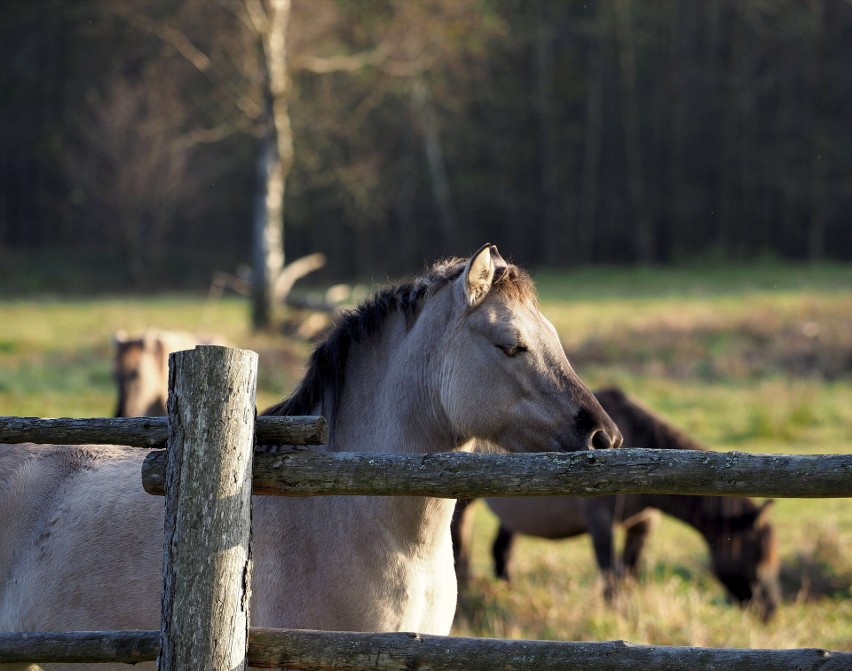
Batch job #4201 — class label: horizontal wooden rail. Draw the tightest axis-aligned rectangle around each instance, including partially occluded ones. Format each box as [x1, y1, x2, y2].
[0, 631, 158, 665]
[142, 448, 852, 498]
[0, 415, 328, 447]
[252, 629, 850, 670]
[0, 629, 848, 670]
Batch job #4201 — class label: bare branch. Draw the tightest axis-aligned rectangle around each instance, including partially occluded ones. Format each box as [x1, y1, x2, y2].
[273, 252, 327, 302]
[293, 44, 390, 74]
[171, 117, 257, 152]
[125, 13, 212, 73]
[241, 0, 269, 38]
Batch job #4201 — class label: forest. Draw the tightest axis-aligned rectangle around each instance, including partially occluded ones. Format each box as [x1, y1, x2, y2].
[1, 0, 851, 290]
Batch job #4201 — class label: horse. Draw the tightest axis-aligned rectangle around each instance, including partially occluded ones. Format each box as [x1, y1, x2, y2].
[0, 244, 621, 670]
[452, 386, 782, 622]
[113, 328, 228, 417]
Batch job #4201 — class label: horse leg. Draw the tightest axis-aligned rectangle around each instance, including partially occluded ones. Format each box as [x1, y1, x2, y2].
[581, 500, 619, 601]
[451, 499, 475, 588]
[492, 525, 516, 581]
[622, 509, 661, 578]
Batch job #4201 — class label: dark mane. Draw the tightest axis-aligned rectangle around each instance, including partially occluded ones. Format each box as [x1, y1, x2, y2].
[594, 386, 706, 452]
[262, 256, 536, 425]
[594, 386, 761, 520]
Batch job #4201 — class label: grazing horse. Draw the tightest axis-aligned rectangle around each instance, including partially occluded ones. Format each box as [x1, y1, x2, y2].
[0, 245, 621, 670]
[453, 387, 781, 622]
[113, 328, 228, 417]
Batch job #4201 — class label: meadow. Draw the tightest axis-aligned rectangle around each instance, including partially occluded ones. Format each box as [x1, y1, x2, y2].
[1, 261, 850, 650]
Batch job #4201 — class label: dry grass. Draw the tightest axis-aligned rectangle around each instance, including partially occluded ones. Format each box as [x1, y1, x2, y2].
[1, 262, 851, 651]
[454, 265, 852, 650]
[452, 501, 852, 650]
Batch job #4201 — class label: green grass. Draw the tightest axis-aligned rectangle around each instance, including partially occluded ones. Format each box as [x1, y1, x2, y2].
[455, 263, 852, 650]
[1, 261, 850, 650]
[454, 498, 852, 649]
[0, 296, 310, 416]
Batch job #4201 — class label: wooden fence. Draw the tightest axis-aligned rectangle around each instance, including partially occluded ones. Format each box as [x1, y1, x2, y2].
[1, 345, 850, 670]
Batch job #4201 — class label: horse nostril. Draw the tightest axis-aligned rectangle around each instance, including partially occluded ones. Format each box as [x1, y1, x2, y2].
[589, 429, 614, 450]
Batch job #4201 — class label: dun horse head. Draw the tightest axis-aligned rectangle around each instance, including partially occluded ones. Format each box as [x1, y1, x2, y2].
[266, 243, 622, 455]
[113, 329, 227, 418]
[113, 329, 170, 418]
[442, 244, 621, 452]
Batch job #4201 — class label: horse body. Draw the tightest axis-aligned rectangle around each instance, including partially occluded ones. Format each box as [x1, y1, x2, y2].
[0, 446, 163, 633]
[0, 245, 620, 669]
[454, 387, 781, 621]
[0, 448, 454, 636]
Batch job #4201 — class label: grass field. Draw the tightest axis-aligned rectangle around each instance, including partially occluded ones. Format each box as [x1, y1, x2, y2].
[1, 261, 850, 650]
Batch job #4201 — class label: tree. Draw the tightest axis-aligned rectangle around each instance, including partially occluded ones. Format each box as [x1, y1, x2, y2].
[612, 0, 653, 264]
[244, 0, 293, 330]
[65, 73, 199, 286]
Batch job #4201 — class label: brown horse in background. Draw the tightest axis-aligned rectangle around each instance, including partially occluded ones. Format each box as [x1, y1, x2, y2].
[453, 387, 781, 621]
[113, 329, 228, 417]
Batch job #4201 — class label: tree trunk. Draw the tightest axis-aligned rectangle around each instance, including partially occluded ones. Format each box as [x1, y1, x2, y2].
[251, 0, 293, 331]
[808, 0, 828, 261]
[717, 2, 742, 258]
[612, 0, 653, 264]
[579, 7, 605, 264]
[411, 77, 458, 253]
[535, 0, 562, 265]
[664, 0, 688, 260]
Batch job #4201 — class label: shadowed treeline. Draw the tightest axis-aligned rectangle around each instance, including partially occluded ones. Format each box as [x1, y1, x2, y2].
[1, 0, 850, 289]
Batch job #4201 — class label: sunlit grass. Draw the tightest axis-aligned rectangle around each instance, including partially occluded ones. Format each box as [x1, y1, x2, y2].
[452, 501, 852, 650]
[1, 262, 850, 650]
[0, 296, 309, 416]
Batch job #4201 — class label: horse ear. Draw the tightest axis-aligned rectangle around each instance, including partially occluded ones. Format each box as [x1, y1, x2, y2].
[463, 243, 496, 308]
[142, 329, 158, 350]
[756, 499, 774, 528]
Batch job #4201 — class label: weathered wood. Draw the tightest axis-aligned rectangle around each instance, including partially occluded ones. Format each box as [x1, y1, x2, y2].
[0, 631, 159, 664]
[142, 448, 852, 498]
[247, 628, 852, 671]
[0, 414, 328, 447]
[1, 630, 849, 670]
[159, 345, 257, 671]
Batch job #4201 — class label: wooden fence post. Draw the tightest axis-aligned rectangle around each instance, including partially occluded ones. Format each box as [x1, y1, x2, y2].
[159, 345, 258, 671]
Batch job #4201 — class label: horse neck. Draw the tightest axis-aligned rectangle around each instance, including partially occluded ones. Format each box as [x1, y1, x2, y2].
[639, 494, 749, 544]
[330, 301, 455, 456]
[613, 394, 745, 543]
[320, 302, 458, 551]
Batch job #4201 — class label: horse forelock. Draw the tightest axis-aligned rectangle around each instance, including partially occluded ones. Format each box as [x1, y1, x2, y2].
[262, 256, 537, 424]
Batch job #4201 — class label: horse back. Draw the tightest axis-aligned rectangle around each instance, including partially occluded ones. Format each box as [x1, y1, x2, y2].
[0, 444, 161, 633]
[0, 445, 84, 587]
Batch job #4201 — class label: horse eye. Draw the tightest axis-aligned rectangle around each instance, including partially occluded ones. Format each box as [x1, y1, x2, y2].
[497, 344, 527, 357]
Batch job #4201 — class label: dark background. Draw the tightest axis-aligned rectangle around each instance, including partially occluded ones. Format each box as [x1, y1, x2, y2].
[2, 0, 850, 290]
